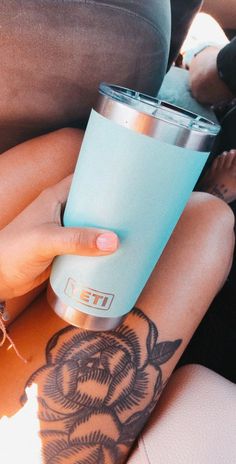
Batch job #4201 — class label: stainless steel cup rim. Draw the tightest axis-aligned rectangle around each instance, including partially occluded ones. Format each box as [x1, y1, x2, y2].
[97, 83, 220, 151]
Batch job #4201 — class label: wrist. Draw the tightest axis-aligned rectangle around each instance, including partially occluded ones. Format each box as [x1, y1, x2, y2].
[189, 46, 234, 104]
[183, 43, 221, 69]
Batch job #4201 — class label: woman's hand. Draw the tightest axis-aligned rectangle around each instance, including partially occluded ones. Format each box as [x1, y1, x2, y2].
[0, 176, 119, 300]
[189, 46, 234, 104]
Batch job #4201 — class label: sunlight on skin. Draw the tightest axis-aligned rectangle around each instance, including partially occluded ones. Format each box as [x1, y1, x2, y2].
[0, 384, 42, 463]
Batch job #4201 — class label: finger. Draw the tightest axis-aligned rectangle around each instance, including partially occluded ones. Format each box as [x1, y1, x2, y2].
[47, 174, 73, 205]
[37, 224, 119, 258]
[5, 175, 74, 230]
[43, 175, 74, 225]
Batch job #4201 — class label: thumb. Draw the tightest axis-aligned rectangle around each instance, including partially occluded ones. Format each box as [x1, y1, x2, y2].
[38, 224, 119, 259]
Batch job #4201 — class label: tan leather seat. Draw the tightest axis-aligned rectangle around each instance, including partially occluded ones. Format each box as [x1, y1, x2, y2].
[127, 364, 236, 463]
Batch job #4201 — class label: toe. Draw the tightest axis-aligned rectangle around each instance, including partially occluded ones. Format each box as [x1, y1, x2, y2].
[212, 154, 227, 171]
[226, 149, 236, 168]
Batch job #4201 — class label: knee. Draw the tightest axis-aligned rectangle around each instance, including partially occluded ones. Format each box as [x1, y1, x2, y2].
[55, 127, 84, 146]
[46, 127, 84, 166]
[184, 192, 235, 276]
[187, 192, 235, 234]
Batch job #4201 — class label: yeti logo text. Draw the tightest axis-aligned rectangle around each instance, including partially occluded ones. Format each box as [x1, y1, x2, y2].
[64, 278, 114, 310]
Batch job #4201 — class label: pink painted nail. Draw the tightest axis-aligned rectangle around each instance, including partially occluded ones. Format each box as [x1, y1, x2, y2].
[96, 232, 118, 251]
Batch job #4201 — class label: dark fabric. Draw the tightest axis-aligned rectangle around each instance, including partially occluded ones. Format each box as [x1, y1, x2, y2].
[212, 98, 236, 154]
[217, 37, 236, 95]
[178, 245, 236, 383]
[225, 29, 236, 41]
[168, 0, 203, 68]
[0, 0, 171, 153]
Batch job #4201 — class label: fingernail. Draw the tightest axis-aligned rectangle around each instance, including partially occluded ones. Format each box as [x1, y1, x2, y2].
[96, 232, 118, 251]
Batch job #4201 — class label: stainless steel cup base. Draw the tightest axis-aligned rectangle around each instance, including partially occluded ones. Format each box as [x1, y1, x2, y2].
[47, 283, 125, 331]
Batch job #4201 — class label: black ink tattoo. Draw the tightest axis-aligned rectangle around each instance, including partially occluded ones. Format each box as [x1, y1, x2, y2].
[210, 183, 228, 201]
[24, 308, 182, 464]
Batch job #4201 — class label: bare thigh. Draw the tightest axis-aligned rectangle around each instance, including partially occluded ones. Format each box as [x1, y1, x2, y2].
[0, 127, 83, 228]
[136, 193, 235, 379]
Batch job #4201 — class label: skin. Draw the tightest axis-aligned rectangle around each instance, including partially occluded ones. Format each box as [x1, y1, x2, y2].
[0, 128, 118, 321]
[0, 129, 234, 463]
[202, 0, 236, 30]
[0, 175, 119, 300]
[189, 46, 234, 105]
[0, 128, 83, 228]
[198, 149, 236, 203]
[0, 191, 234, 463]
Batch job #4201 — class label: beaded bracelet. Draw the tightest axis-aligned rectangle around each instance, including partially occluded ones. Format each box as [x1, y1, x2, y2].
[0, 300, 9, 321]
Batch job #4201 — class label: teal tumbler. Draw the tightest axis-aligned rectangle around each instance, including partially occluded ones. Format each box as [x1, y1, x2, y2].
[47, 84, 220, 330]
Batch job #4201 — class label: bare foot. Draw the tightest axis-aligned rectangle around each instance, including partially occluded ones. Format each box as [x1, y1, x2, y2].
[198, 150, 236, 203]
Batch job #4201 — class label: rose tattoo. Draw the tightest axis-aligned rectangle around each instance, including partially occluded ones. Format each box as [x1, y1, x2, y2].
[25, 308, 181, 463]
